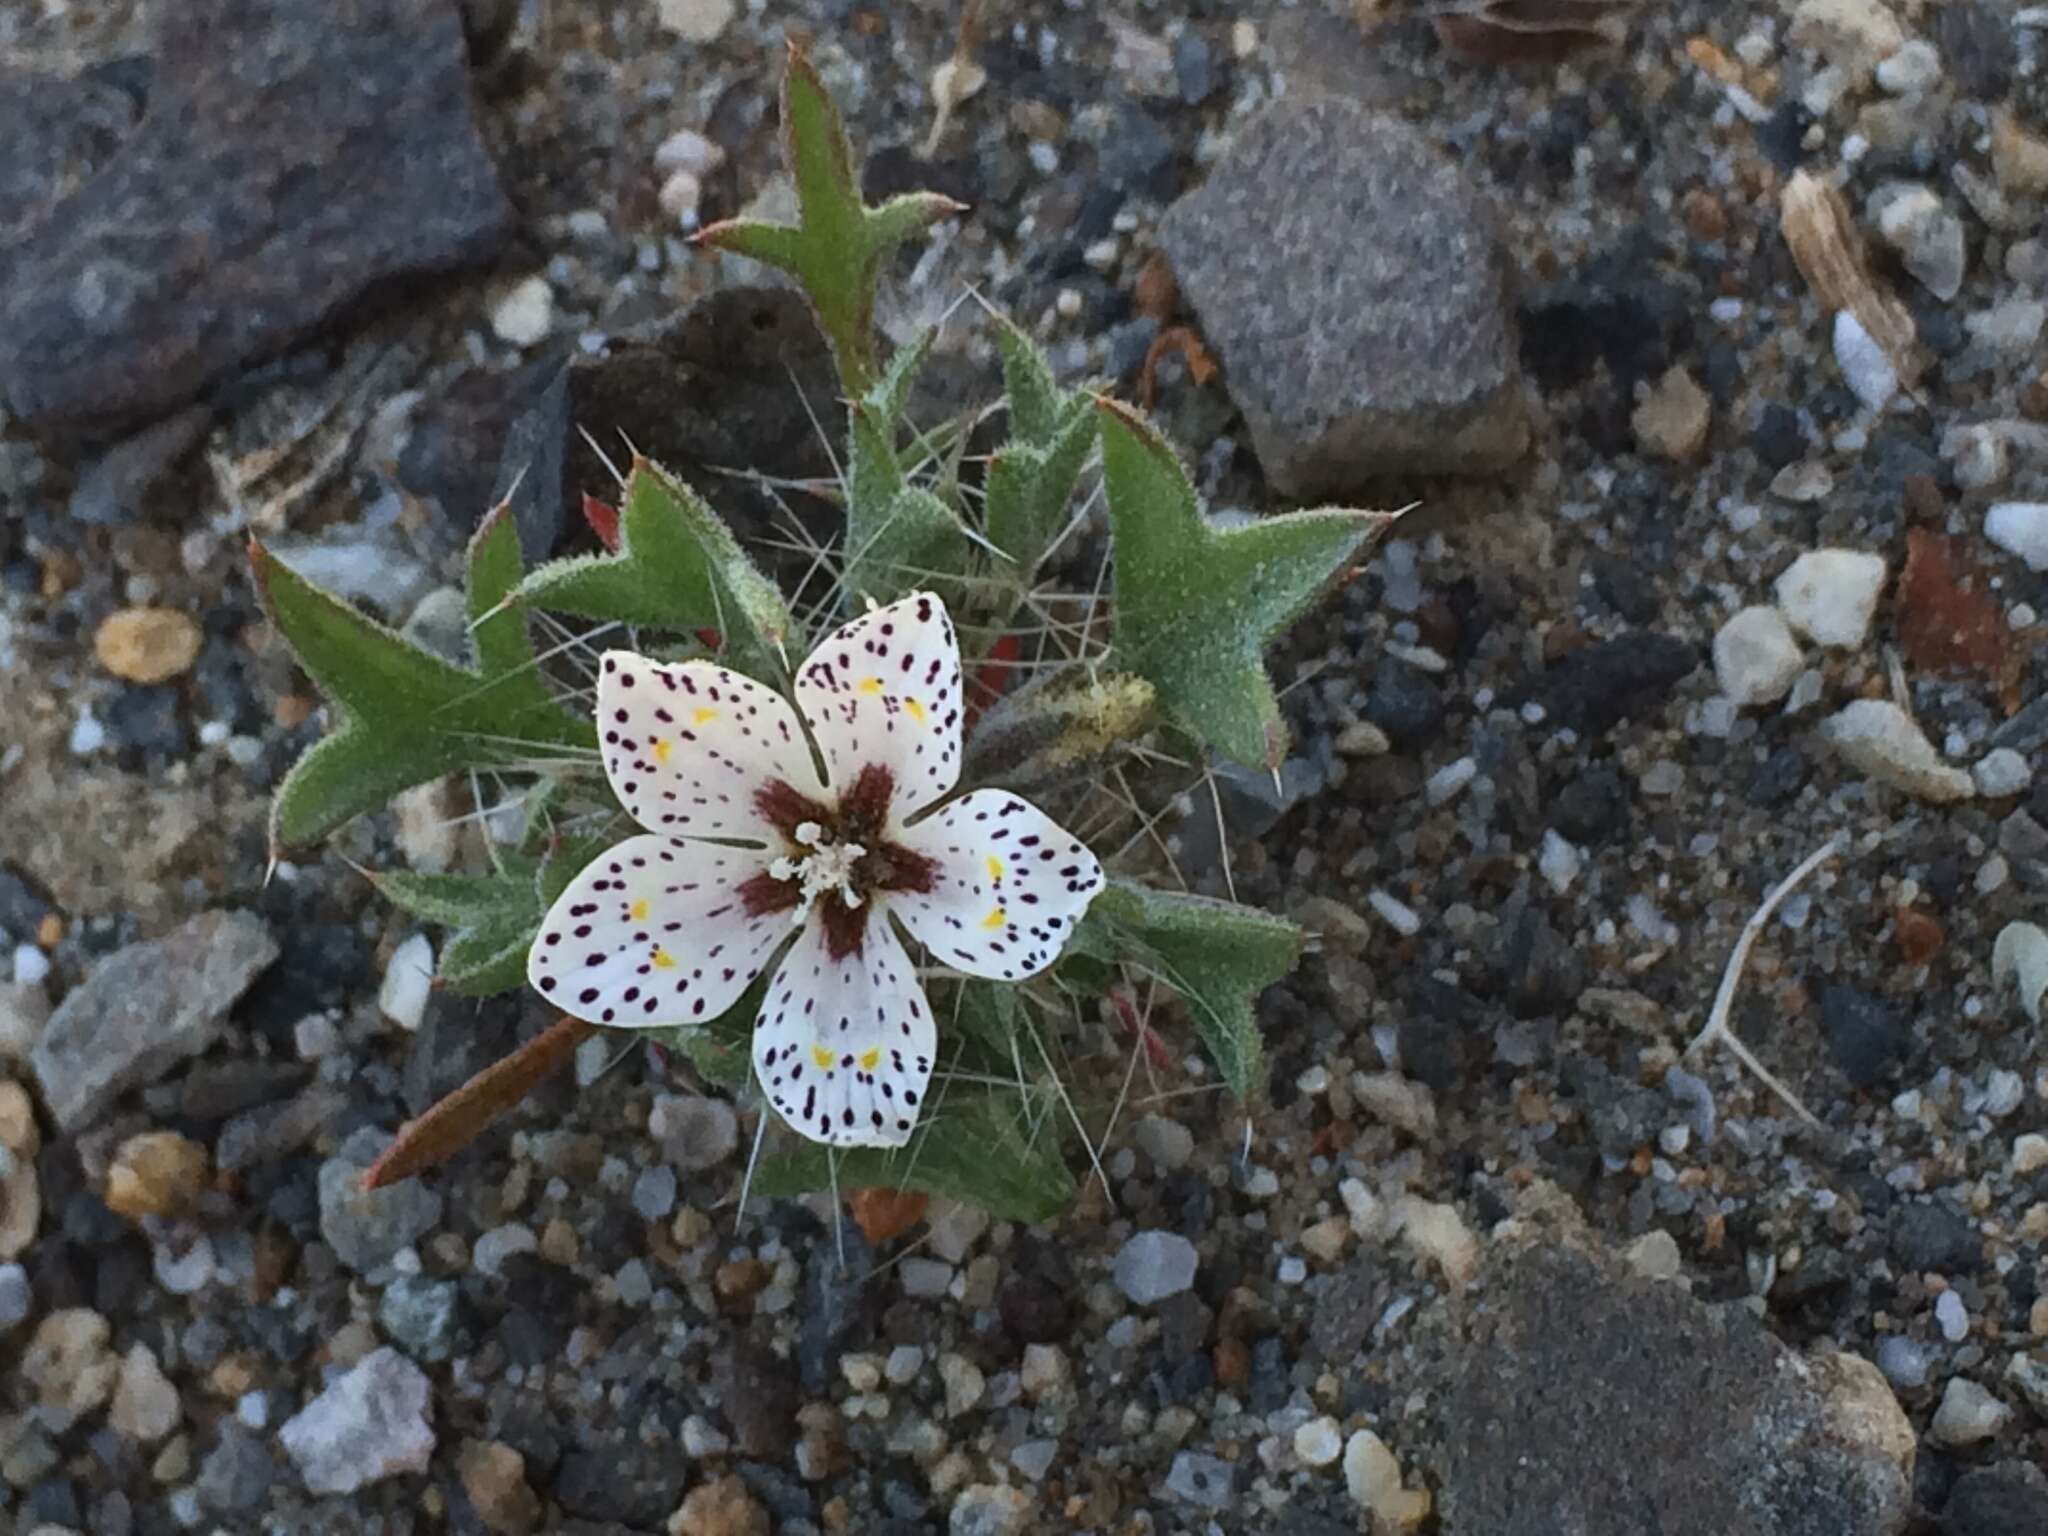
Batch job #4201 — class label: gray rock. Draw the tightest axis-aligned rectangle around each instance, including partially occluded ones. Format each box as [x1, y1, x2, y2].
[0, 0, 512, 435]
[195, 1421, 277, 1513]
[378, 1276, 460, 1362]
[1163, 1451, 1237, 1510]
[1419, 1185, 1914, 1536]
[1113, 1230, 1199, 1305]
[1158, 98, 1527, 494]
[318, 1127, 444, 1273]
[278, 1346, 435, 1495]
[0, 1261, 29, 1330]
[31, 910, 276, 1130]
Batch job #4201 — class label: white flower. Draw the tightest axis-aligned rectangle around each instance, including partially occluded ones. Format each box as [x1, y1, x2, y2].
[529, 591, 1105, 1148]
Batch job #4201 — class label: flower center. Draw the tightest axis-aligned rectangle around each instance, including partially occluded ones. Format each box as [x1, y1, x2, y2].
[768, 821, 870, 924]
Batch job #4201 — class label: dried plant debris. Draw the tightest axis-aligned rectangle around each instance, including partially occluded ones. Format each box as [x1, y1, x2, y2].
[1369, 0, 1641, 66]
[1779, 170, 1923, 394]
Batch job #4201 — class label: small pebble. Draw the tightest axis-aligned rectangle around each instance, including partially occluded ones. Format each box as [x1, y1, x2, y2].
[900, 1258, 954, 1299]
[885, 1345, 925, 1385]
[630, 1165, 677, 1222]
[1113, 1230, 1198, 1305]
[1713, 605, 1803, 707]
[1773, 549, 1886, 649]
[1986, 502, 2048, 572]
[1935, 1289, 1968, 1342]
[2013, 1133, 2048, 1175]
[1874, 38, 1941, 94]
[12, 943, 49, 987]
[1820, 700, 1974, 802]
[1834, 311, 1898, 411]
[489, 276, 554, 348]
[1929, 1377, 2011, 1446]
[1344, 1430, 1430, 1529]
[1133, 1114, 1194, 1172]
[378, 934, 433, 1032]
[1011, 1439, 1058, 1481]
[1366, 889, 1421, 937]
[1293, 1417, 1343, 1468]
[1973, 748, 2033, 798]
[1424, 756, 1476, 806]
[94, 607, 203, 684]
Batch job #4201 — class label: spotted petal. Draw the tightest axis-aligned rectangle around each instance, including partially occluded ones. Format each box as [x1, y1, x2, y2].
[794, 591, 963, 815]
[529, 834, 791, 1027]
[891, 789, 1103, 982]
[753, 913, 935, 1148]
[598, 651, 824, 844]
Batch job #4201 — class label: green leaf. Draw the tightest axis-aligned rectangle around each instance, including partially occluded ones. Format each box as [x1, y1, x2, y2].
[752, 1089, 1074, 1221]
[845, 485, 966, 609]
[369, 865, 541, 997]
[255, 505, 595, 853]
[694, 43, 962, 397]
[1098, 399, 1389, 770]
[984, 323, 1097, 579]
[518, 458, 799, 681]
[649, 973, 768, 1089]
[1080, 879, 1304, 1103]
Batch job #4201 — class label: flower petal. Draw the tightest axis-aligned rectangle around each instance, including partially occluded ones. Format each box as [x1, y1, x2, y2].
[530, 834, 792, 1027]
[598, 650, 824, 843]
[753, 914, 935, 1148]
[794, 591, 963, 814]
[891, 789, 1104, 981]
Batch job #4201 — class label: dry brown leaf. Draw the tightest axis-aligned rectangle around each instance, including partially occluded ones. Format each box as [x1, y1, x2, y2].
[1419, 0, 1638, 65]
[1779, 170, 1921, 389]
[848, 1187, 930, 1245]
[1895, 528, 2003, 678]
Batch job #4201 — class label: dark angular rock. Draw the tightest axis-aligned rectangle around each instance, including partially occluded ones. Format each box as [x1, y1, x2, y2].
[711, 1339, 800, 1460]
[1753, 403, 1806, 470]
[195, 1422, 276, 1513]
[1539, 634, 1697, 735]
[1425, 1188, 1913, 1536]
[0, 62, 144, 249]
[1820, 985, 1909, 1089]
[31, 909, 277, 1130]
[1485, 894, 1586, 1018]
[1746, 744, 1811, 808]
[1158, 98, 1527, 495]
[1364, 660, 1448, 752]
[0, 0, 513, 436]
[798, 1223, 877, 1392]
[551, 1440, 688, 1529]
[1889, 1201, 1982, 1276]
[1943, 1463, 2048, 1536]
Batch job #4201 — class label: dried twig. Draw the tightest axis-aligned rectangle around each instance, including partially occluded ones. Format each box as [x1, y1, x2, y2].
[1780, 171, 1921, 391]
[1684, 835, 1844, 1131]
[363, 1015, 596, 1189]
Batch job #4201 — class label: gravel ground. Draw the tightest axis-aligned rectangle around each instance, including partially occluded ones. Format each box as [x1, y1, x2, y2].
[3, 1, 2047, 1534]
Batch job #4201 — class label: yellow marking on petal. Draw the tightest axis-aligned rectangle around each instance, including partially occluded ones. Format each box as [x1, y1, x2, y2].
[985, 854, 1006, 883]
[652, 738, 672, 764]
[651, 947, 677, 969]
[982, 906, 1007, 930]
[903, 696, 928, 724]
[858, 676, 885, 696]
[858, 1048, 880, 1071]
[812, 1045, 836, 1069]
[691, 706, 718, 726]
[629, 899, 650, 922]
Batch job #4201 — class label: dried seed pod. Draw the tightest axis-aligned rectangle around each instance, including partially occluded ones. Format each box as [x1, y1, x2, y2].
[1414, 0, 1640, 66]
[1779, 170, 1922, 389]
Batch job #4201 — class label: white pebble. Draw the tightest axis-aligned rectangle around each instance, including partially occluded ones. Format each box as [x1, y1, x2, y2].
[1833, 311, 1898, 412]
[1935, 1289, 1969, 1342]
[1424, 756, 1477, 806]
[11, 944, 49, 988]
[1277, 1255, 1308, 1286]
[658, 170, 703, 228]
[900, 1258, 954, 1298]
[1538, 830, 1582, 895]
[2012, 1133, 2048, 1175]
[1930, 1377, 2011, 1445]
[1973, 747, 2033, 798]
[378, 933, 434, 1032]
[1713, 606, 1803, 707]
[489, 276, 554, 348]
[885, 1345, 925, 1384]
[1820, 700, 1975, 803]
[1986, 502, 2048, 572]
[69, 709, 107, 756]
[1366, 889, 1421, 937]
[1875, 39, 1942, 94]
[472, 1223, 537, 1277]
[1293, 1417, 1344, 1467]
[653, 128, 725, 178]
[1113, 1230, 1198, 1305]
[1773, 549, 1886, 649]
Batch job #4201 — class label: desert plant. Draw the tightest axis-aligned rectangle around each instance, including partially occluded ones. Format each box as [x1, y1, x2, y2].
[250, 42, 1390, 1219]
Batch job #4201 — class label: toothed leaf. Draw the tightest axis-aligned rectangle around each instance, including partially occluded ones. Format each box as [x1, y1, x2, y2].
[1075, 880, 1304, 1103]
[695, 45, 961, 396]
[256, 505, 594, 852]
[844, 485, 966, 608]
[518, 458, 799, 681]
[752, 1088, 1074, 1221]
[1098, 400, 1388, 770]
[369, 865, 542, 997]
